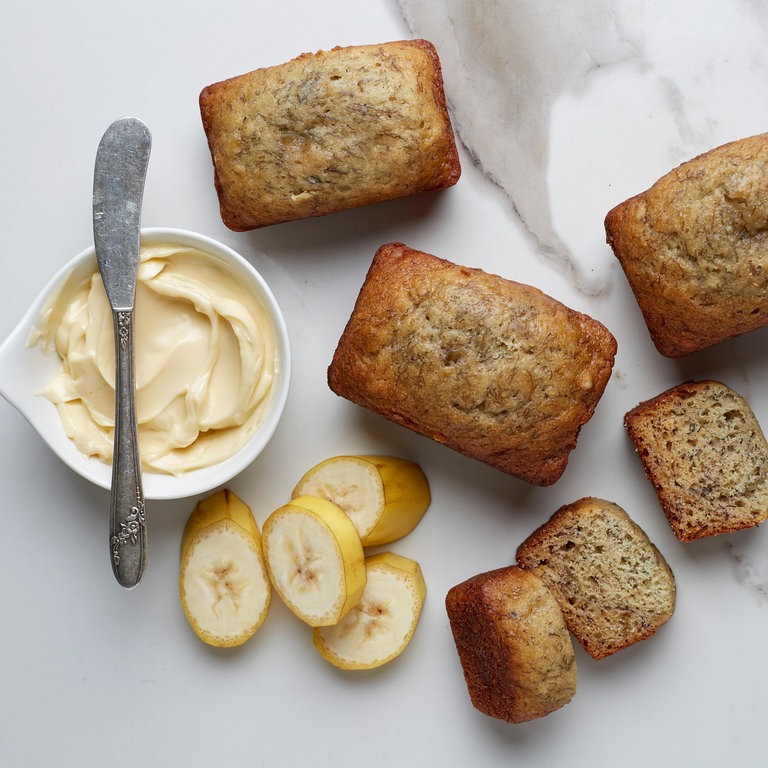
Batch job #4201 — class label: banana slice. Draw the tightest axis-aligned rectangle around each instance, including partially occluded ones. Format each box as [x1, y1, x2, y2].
[262, 495, 366, 627]
[313, 552, 427, 670]
[292, 455, 430, 546]
[179, 489, 271, 648]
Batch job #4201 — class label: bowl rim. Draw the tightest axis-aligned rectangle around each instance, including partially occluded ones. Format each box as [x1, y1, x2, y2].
[0, 227, 291, 500]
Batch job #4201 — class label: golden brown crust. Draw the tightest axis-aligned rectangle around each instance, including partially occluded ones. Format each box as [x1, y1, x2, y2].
[445, 566, 577, 723]
[515, 498, 676, 660]
[624, 380, 768, 541]
[605, 133, 768, 357]
[327, 243, 617, 486]
[199, 39, 461, 231]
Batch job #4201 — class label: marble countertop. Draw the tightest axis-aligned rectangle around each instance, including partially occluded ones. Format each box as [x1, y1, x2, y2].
[2, 1, 767, 765]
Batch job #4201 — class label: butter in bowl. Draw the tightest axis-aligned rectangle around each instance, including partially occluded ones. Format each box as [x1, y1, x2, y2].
[0, 227, 291, 499]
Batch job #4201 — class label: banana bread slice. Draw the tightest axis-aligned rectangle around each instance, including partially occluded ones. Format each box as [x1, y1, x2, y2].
[624, 379, 768, 541]
[445, 566, 577, 723]
[328, 243, 617, 486]
[605, 132, 768, 357]
[516, 497, 676, 660]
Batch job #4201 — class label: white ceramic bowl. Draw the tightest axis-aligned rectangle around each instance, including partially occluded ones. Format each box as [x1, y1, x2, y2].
[0, 228, 291, 500]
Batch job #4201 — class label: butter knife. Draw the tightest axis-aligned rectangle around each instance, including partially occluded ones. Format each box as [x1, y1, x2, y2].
[93, 117, 151, 589]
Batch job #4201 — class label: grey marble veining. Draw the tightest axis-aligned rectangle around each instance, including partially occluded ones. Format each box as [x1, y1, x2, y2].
[399, 0, 640, 294]
[727, 524, 768, 604]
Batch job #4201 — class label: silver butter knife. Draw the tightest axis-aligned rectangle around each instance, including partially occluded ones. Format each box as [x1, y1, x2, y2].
[93, 117, 151, 589]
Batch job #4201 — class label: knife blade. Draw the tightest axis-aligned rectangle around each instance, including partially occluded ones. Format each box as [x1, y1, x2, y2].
[93, 117, 151, 589]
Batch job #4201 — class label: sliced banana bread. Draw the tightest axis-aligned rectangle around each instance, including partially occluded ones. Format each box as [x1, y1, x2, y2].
[624, 379, 768, 541]
[515, 497, 676, 660]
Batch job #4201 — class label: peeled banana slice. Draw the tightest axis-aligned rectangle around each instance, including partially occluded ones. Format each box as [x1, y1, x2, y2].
[262, 495, 366, 627]
[292, 455, 431, 546]
[179, 489, 271, 648]
[313, 552, 427, 670]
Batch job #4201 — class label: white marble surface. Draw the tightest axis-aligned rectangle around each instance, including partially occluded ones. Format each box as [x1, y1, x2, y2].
[1, 1, 767, 765]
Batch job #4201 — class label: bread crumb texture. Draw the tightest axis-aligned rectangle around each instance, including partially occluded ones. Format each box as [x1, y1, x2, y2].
[445, 566, 577, 723]
[625, 379, 768, 541]
[199, 39, 460, 230]
[605, 132, 768, 357]
[328, 243, 617, 486]
[516, 497, 676, 660]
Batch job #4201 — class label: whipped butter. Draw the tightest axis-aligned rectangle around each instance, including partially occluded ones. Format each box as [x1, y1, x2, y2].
[30, 243, 278, 475]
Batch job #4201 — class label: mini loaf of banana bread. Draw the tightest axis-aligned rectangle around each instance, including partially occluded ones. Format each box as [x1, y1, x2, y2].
[624, 379, 768, 541]
[516, 498, 676, 660]
[327, 243, 617, 486]
[199, 40, 461, 230]
[605, 133, 768, 357]
[445, 566, 577, 723]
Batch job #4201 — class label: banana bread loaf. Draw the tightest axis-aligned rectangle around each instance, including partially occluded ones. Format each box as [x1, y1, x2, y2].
[516, 497, 676, 660]
[199, 40, 461, 230]
[605, 133, 768, 357]
[445, 565, 577, 723]
[327, 243, 617, 486]
[624, 379, 768, 541]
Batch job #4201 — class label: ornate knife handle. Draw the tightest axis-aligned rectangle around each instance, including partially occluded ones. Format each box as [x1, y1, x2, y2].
[109, 308, 146, 588]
